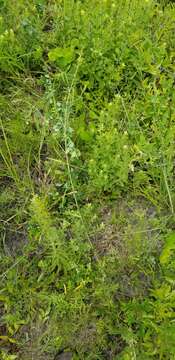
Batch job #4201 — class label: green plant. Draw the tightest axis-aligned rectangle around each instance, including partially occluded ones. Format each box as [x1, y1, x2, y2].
[1, 0, 175, 359]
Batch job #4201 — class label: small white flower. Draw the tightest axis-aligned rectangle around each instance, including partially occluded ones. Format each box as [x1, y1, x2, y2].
[123, 145, 128, 150]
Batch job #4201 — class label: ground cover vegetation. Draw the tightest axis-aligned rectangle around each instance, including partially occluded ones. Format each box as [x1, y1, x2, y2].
[1, 0, 175, 358]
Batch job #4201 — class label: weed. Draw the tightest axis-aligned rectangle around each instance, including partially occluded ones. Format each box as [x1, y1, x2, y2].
[1, 0, 175, 359]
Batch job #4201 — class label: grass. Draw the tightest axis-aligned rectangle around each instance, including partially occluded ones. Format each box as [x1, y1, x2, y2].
[1, 0, 175, 359]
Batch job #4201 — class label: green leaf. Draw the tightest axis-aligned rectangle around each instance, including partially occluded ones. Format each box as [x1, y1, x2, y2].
[78, 127, 92, 142]
[160, 232, 175, 265]
[48, 47, 74, 67]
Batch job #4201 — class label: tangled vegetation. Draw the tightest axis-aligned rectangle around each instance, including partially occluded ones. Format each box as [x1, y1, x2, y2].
[1, 0, 175, 359]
